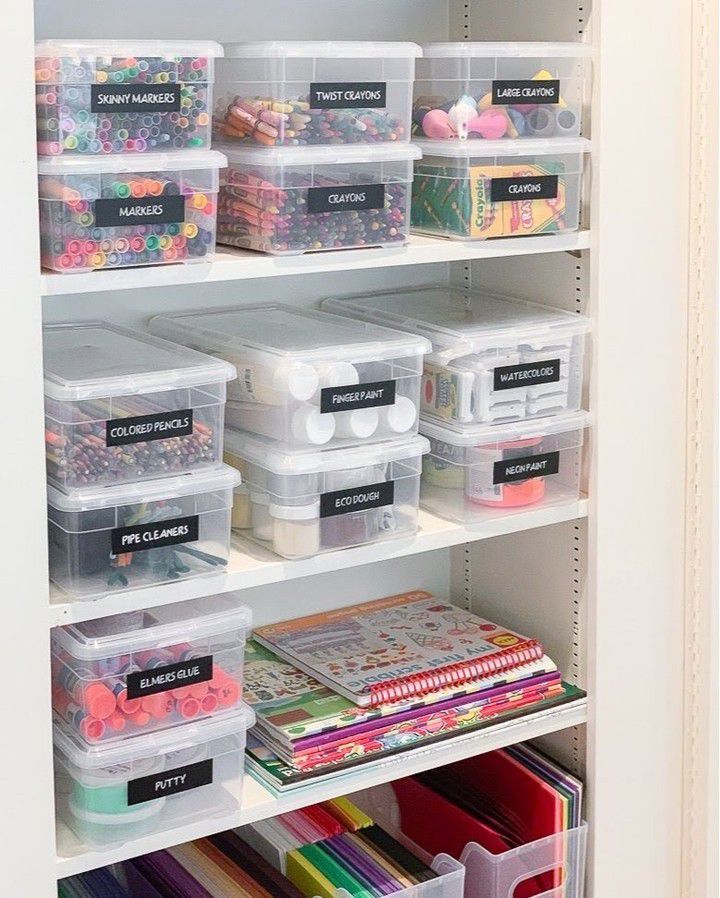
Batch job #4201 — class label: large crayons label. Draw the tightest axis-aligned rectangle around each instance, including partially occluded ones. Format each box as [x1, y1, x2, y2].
[320, 481, 394, 518]
[320, 379, 396, 413]
[105, 409, 193, 447]
[127, 759, 213, 806]
[91, 83, 182, 113]
[95, 195, 185, 228]
[493, 359, 561, 391]
[126, 655, 213, 700]
[490, 175, 559, 203]
[493, 451, 560, 484]
[111, 515, 199, 555]
[307, 183, 385, 214]
[491, 79, 560, 105]
[309, 82, 387, 109]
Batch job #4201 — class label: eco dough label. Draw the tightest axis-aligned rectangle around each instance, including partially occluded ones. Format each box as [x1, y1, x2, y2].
[127, 759, 213, 806]
[320, 379, 396, 413]
[320, 480, 395, 518]
[493, 451, 560, 484]
[95, 195, 185, 228]
[491, 79, 561, 105]
[493, 359, 561, 391]
[126, 655, 213, 700]
[307, 183, 385, 214]
[111, 515, 199, 555]
[490, 175, 559, 203]
[106, 409, 193, 446]
[91, 83, 182, 113]
[309, 82, 387, 109]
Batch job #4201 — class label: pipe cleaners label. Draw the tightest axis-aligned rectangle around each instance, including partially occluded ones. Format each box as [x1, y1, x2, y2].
[111, 515, 199, 555]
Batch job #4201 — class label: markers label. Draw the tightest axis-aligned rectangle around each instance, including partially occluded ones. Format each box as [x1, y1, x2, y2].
[309, 82, 387, 109]
[91, 83, 182, 113]
[126, 655, 213, 700]
[308, 183, 385, 214]
[320, 379, 396, 413]
[491, 79, 561, 105]
[95, 195, 185, 228]
[490, 175, 559, 203]
[111, 515, 199, 555]
[493, 359, 562, 391]
[105, 409, 193, 447]
[320, 480, 395, 518]
[493, 451, 560, 484]
[127, 759, 213, 806]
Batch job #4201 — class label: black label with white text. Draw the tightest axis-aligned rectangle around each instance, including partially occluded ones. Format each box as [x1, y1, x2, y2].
[320, 480, 395, 518]
[127, 759, 214, 806]
[493, 451, 560, 484]
[95, 195, 185, 228]
[320, 379, 396, 413]
[126, 655, 213, 700]
[492, 79, 561, 105]
[91, 83, 182, 113]
[490, 175, 559, 203]
[106, 409, 193, 446]
[493, 359, 561, 391]
[309, 82, 387, 109]
[111, 515, 199, 555]
[307, 183, 385, 214]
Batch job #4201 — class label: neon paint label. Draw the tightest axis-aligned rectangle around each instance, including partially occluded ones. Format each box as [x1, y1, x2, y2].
[95, 195, 185, 228]
[110, 515, 199, 554]
[307, 183, 385, 213]
[105, 409, 193, 446]
[491, 80, 561, 105]
[493, 451, 560, 484]
[126, 655, 213, 700]
[320, 481, 395, 518]
[127, 759, 213, 805]
[90, 83, 182, 113]
[493, 360, 562, 390]
[320, 379, 396, 413]
[309, 82, 387, 109]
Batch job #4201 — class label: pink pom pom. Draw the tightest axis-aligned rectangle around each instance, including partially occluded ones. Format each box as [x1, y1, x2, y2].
[469, 108, 508, 140]
[512, 103, 538, 115]
[422, 108, 455, 139]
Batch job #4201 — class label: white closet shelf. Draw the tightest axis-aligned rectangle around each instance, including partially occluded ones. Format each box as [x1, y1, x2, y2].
[55, 696, 587, 879]
[40, 232, 590, 295]
[49, 498, 588, 627]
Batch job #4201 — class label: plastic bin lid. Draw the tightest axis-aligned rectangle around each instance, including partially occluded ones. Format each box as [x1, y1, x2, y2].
[420, 410, 590, 446]
[225, 430, 430, 475]
[414, 137, 591, 159]
[420, 41, 592, 58]
[149, 304, 431, 364]
[52, 594, 252, 661]
[220, 143, 421, 167]
[47, 464, 241, 512]
[36, 39, 224, 58]
[37, 150, 227, 177]
[223, 41, 421, 59]
[322, 285, 591, 363]
[43, 321, 235, 402]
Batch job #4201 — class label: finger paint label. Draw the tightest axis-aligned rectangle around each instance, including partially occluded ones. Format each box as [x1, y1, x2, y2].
[493, 360, 561, 390]
[127, 759, 213, 805]
[309, 82, 387, 109]
[111, 515, 199, 554]
[320, 481, 395, 518]
[95, 195, 185, 228]
[491, 79, 560, 105]
[493, 451, 560, 484]
[320, 379, 396, 413]
[91, 83, 182, 113]
[307, 183, 385, 214]
[126, 655, 213, 700]
[490, 175, 559, 203]
[105, 409, 193, 446]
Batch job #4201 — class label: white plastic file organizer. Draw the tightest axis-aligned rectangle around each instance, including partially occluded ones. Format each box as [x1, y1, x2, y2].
[149, 305, 430, 448]
[322, 286, 590, 426]
[224, 430, 429, 558]
[54, 705, 254, 849]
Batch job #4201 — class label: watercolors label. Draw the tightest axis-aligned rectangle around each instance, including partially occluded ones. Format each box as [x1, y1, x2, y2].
[491, 79, 561, 105]
[126, 655, 213, 700]
[493, 360, 562, 391]
[309, 82, 387, 109]
[111, 515, 199, 555]
[320, 379, 396, 413]
[90, 83, 183, 114]
[493, 451, 560, 484]
[320, 480, 395, 518]
[307, 183, 385, 214]
[127, 759, 213, 806]
[490, 175, 559, 203]
[105, 409, 194, 447]
[95, 195, 186, 228]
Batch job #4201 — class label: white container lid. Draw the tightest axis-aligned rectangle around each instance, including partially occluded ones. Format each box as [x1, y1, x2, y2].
[52, 594, 252, 660]
[44, 321, 235, 402]
[270, 501, 321, 520]
[223, 41, 421, 59]
[220, 143, 421, 167]
[149, 304, 431, 365]
[322, 285, 591, 363]
[225, 429, 429, 475]
[421, 410, 590, 446]
[420, 42, 592, 58]
[414, 137, 591, 159]
[36, 39, 224, 59]
[38, 150, 227, 177]
[47, 464, 241, 512]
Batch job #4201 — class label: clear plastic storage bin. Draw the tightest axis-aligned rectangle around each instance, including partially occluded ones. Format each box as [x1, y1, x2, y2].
[412, 138, 589, 239]
[39, 151, 225, 272]
[150, 305, 430, 448]
[420, 412, 588, 524]
[51, 595, 251, 744]
[35, 40, 222, 156]
[214, 42, 419, 147]
[413, 43, 590, 141]
[54, 705, 253, 848]
[48, 465, 240, 599]
[43, 322, 234, 490]
[322, 286, 590, 425]
[224, 430, 429, 558]
[218, 144, 420, 255]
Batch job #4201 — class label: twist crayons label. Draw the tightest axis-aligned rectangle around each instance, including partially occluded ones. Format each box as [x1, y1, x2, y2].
[95, 195, 185, 228]
[127, 759, 213, 806]
[91, 83, 182, 113]
[126, 655, 213, 700]
[320, 481, 395, 518]
[307, 183, 385, 214]
[491, 79, 561, 105]
[493, 451, 560, 484]
[320, 379, 396, 413]
[309, 82, 387, 109]
[490, 175, 559, 203]
[111, 515, 199, 555]
[105, 409, 194, 446]
[493, 360, 562, 391]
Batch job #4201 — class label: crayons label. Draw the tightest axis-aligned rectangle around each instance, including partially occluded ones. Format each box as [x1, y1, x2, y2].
[105, 409, 193, 446]
[490, 175, 559, 203]
[320, 480, 395, 518]
[320, 379, 396, 413]
[95, 195, 185, 228]
[309, 82, 387, 109]
[127, 759, 213, 805]
[91, 83, 182, 113]
[493, 359, 562, 391]
[493, 451, 560, 484]
[491, 79, 561, 105]
[126, 655, 213, 700]
[111, 515, 199, 555]
[307, 183, 385, 214]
